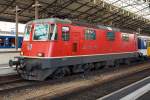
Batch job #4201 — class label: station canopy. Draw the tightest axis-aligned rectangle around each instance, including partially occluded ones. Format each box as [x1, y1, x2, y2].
[0, 0, 150, 34]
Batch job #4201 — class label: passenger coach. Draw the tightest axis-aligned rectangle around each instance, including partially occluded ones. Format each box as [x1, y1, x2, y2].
[138, 36, 150, 56]
[0, 33, 23, 51]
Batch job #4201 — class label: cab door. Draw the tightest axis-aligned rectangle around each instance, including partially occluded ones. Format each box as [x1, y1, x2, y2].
[71, 26, 81, 55]
[61, 25, 80, 56]
[72, 31, 80, 55]
[147, 41, 150, 56]
[61, 26, 71, 56]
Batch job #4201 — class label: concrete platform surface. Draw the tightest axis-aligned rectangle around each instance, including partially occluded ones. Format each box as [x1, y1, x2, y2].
[0, 48, 20, 52]
[98, 76, 150, 100]
[0, 65, 17, 76]
[0, 52, 19, 65]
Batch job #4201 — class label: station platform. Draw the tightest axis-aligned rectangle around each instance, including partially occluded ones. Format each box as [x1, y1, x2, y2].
[0, 50, 19, 76]
[0, 64, 16, 76]
[0, 51, 19, 65]
[98, 76, 150, 100]
[0, 48, 20, 53]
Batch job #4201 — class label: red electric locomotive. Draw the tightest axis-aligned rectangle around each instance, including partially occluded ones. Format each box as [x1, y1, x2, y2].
[9, 18, 140, 80]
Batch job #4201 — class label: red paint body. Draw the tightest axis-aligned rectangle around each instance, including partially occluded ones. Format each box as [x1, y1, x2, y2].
[21, 23, 138, 58]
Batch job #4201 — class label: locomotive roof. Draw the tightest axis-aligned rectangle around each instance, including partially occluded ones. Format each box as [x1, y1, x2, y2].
[27, 18, 72, 25]
[27, 18, 135, 34]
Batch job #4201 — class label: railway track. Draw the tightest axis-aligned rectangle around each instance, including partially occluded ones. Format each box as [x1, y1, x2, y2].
[0, 61, 149, 100]
[0, 78, 23, 86]
[0, 80, 34, 91]
[0, 74, 17, 79]
[58, 69, 150, 100]
[0, 75, 20, 84]
[0, 75, 35, 92]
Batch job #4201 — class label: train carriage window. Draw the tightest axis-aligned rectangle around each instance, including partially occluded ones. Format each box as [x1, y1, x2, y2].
[147, 41, 150, 47]
[24, 25, 31, 41]
[138, 38, 141, 49]
[85, 29, 96, 40]
[107, 31, 115, 40]
[0, 38, 4, 47]
[62, 26, 70, 41]
[10, 38, 15, 47]
[122, 33, 129, 41]
[5, 37, 9, 46]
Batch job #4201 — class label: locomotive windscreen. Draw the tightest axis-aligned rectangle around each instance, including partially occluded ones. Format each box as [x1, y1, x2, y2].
[24, 24, 57, 41]
[33, 24, 57, 41]
[33, 24, 49, 40]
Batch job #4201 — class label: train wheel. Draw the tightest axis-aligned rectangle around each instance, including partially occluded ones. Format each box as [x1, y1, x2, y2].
[94, 62, 104, 69]
[89, 63, 95, 70]
[114, 60, 120, 67]
[65, 66, 71, 75]
[83, 63, 93, 72]
[125, 59, 130, 65]
[52, 67, 69, 79]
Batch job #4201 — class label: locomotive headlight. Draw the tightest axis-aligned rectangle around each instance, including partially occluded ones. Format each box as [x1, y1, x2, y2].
[20, 51, 24, 56]
[37, 52, 44, 57]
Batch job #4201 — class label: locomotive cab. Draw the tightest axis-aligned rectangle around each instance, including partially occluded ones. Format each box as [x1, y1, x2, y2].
[9, 18, 72, 80]
[21, 22, 58, 57]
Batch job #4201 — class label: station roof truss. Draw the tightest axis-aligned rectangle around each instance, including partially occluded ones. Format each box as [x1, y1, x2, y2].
[0, 0, 150, 34]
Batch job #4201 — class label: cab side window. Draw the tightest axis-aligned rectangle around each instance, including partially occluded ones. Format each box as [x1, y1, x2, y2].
[107, 31, 115, 40]
[84, 29, 96, 40]
[24, 25, 31, 41]
[122, 33, 129, 41]
[62, 26, 70, 41]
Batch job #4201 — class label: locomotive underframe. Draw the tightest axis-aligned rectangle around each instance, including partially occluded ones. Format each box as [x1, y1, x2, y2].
[10, 52, 140, 81]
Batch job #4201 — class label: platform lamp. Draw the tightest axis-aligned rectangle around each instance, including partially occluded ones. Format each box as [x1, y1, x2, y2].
[32, 0, 41, 19]
[138, 28, 141, 34]
[136, 28, 141, 36]
[15, 5, 21, 50]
